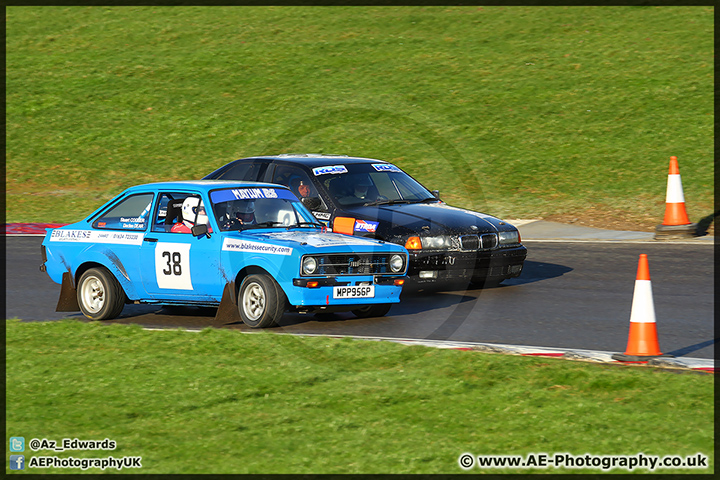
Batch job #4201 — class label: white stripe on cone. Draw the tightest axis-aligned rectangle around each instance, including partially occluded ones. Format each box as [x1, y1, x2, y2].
[665, 174, 685, 203]
[629, 280, 656, 324]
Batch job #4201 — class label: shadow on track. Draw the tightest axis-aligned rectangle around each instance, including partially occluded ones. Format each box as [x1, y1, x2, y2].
[665, 338, 717, 357]
[75, 260, 573, 330]
[501, 260, 573, 286]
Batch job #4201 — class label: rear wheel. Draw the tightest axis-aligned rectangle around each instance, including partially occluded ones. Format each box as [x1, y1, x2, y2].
[238, 274, 285, 328]
[351, 303, 392, 318]
[77, 267, 125, 320]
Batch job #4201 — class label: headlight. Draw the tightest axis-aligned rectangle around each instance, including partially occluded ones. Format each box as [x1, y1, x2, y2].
[389, 254, 404, 273]
[420, 235, 453, 249]
[302, 256, 317, 275]
[498, 231, 519, 245]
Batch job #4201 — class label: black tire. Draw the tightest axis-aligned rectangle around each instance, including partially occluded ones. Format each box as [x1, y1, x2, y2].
[237, 274, 286, 328]
[77, 267, 125, 320]
[351, 303, 392, 318]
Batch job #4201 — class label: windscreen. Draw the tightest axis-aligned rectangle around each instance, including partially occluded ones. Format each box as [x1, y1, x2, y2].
[313, 163, 436, 207]
[209, 187, 320, 231]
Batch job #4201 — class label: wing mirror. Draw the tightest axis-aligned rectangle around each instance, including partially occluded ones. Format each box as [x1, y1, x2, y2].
[431, 190, 440, 200]
[191, 224, 210, 238]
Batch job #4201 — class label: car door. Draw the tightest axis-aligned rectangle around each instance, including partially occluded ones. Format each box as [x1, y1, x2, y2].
[139, 191, 224, 301]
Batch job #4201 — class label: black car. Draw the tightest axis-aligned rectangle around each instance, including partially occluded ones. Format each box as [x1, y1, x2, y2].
[204, 154, 526, 286]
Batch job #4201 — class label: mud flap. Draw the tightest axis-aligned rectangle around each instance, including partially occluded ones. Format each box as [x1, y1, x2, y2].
[214, 281, 242, 324]
[56, 271, 80, 312]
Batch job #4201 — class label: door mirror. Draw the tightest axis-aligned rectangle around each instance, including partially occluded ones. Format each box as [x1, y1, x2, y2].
[191, 224, 210, 238]
[431, 190, 440, 200]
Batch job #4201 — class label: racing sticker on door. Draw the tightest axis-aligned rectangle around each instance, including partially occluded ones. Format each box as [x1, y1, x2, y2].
[155, 243, 193, 290]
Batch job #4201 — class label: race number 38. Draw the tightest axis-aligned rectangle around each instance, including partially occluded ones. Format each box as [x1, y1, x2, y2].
[155, 243, 193, 290]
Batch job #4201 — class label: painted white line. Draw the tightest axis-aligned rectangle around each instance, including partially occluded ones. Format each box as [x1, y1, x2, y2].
[522, 239, 713, 245]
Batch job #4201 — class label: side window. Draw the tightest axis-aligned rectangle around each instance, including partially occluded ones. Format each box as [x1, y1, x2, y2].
[93, 193, 153, 231]
[152, 193, 209, 234]
[272, 164, 328, 212]
[152, 192, 190, 233]
[215, 161, 264, 181]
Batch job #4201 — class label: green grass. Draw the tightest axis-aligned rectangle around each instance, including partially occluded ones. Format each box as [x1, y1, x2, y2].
[6, 320, 714, 474]
[6, 6, 714, 225]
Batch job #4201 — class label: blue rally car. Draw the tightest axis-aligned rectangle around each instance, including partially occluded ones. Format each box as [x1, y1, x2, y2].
[40, 181, 409, 328]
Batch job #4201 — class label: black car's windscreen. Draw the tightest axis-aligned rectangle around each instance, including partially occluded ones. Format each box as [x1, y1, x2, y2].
[315, 163, 435, 207]
[209, 187, 319, 231]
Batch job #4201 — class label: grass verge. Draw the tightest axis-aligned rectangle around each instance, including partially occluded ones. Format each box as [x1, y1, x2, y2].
[6, 319, 714, 474]
[6, 6, 714, 227]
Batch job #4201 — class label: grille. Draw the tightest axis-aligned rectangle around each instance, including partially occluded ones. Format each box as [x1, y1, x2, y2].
[481, 233, 498, 249]
[460, 234, 497, 250]
[460, 235, 479, 250]
[305, 254, 397, 276]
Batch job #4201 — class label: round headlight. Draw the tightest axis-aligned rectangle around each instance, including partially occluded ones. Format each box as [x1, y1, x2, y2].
[302, 257, 317, 275]
[390, 254, 404, 273]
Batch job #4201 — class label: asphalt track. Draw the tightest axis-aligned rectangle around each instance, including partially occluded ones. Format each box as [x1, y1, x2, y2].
[5, 221, 715, 360]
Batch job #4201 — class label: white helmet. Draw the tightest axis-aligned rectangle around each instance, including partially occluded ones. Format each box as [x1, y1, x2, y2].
[182, 197, 208, 225]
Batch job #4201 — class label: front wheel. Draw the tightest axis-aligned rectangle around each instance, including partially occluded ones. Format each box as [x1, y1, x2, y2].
[351, 303, 392, 318]
[238, 274, 286, 328]
[77, 267, 125, 320]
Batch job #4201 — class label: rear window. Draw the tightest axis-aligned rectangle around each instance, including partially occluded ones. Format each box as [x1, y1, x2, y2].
[213, 161, 266, 181]
[93, 193, 153, 231]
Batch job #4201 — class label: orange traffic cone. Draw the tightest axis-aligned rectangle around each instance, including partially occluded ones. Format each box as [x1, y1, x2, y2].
[612, 254, 673, 362]
[655, 156, 697, 239]
[662, 156, 691, 225]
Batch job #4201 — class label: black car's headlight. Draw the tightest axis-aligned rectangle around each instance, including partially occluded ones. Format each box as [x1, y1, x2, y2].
[302, 256, 318, 275]
[420, 235, 453, 249]
[498, 230, 520, 245]
[389, 254, 405, 273]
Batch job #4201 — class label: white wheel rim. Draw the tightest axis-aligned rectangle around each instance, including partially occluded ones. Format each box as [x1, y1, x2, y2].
[242, 282, 266, 321]
[81, 275, 105, 314]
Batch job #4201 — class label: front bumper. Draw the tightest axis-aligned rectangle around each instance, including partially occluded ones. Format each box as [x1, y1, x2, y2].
[407, 245, 527, 283]
[285, 275, 404, 309]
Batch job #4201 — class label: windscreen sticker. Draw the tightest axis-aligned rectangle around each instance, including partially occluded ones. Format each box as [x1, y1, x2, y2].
[155, 242, 193, 290]
[312, 212, 332, 220]
[223, 238, 293, 256]
[372, 164, 402, 173]
[49, 229, 144, 245]
[312, 165, 348, 176]
[354, 220, 379, 233]
[211, 187, 297, 203]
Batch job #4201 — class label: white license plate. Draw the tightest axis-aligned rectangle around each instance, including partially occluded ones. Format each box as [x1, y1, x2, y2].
[333, 285, 375, 299]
